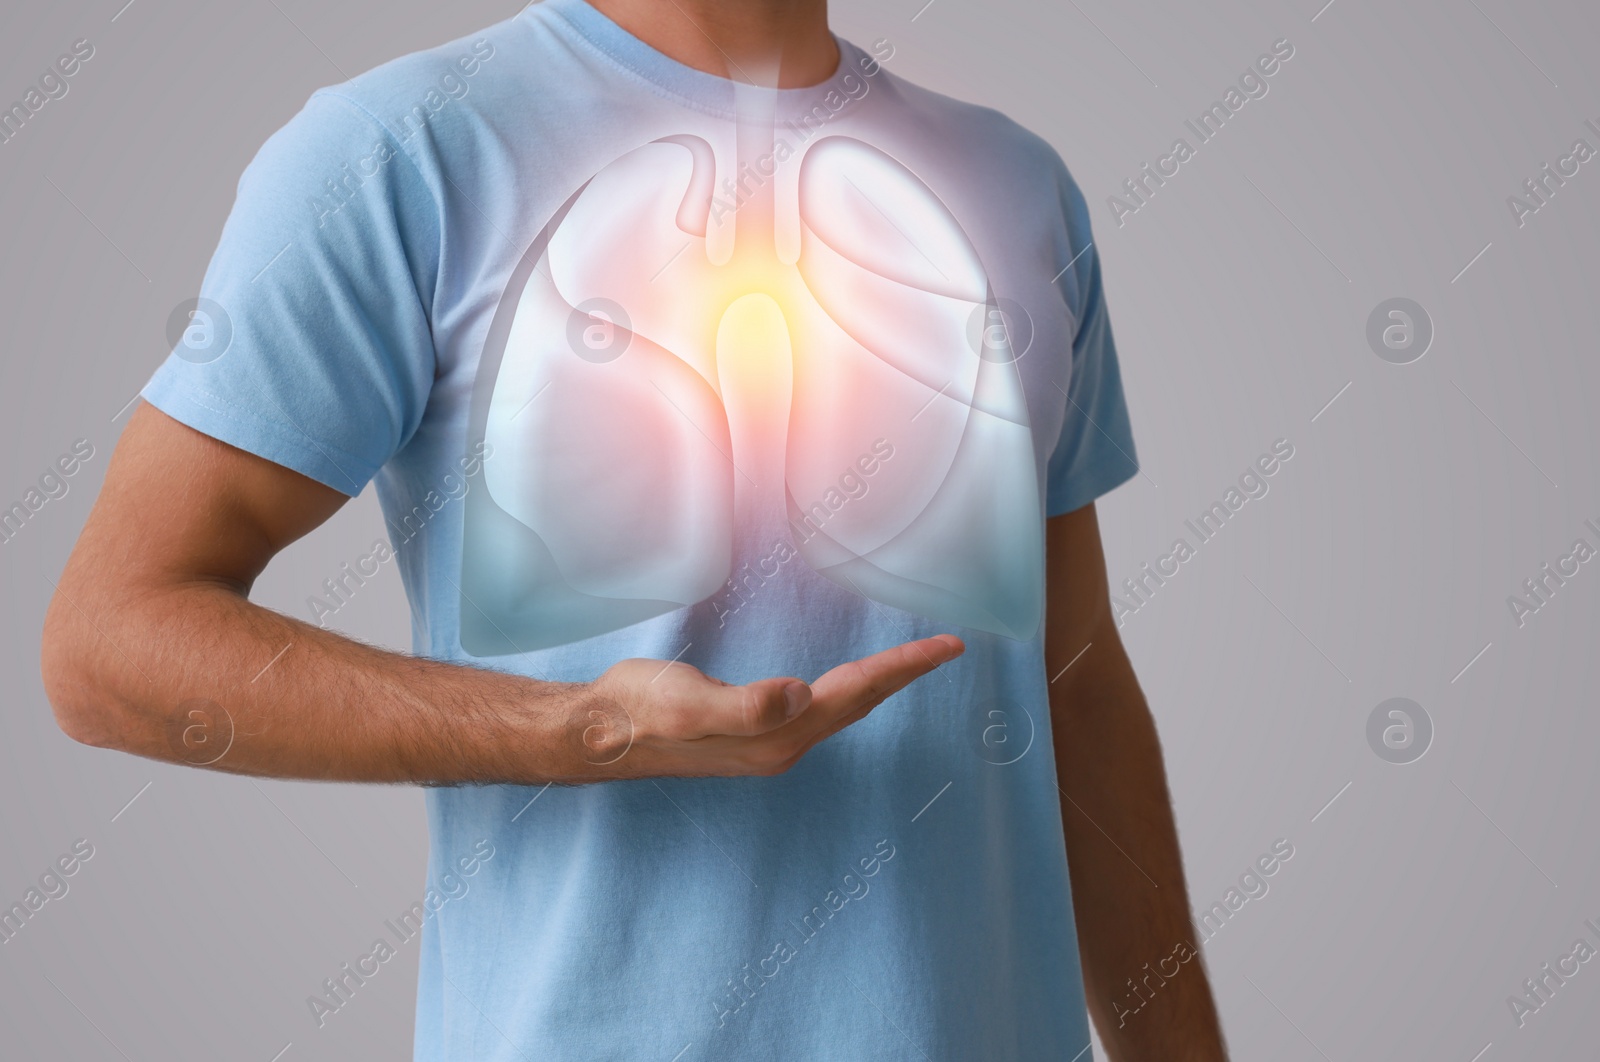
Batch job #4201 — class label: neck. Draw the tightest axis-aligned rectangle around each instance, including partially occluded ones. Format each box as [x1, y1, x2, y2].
[585, 0, 838, 88]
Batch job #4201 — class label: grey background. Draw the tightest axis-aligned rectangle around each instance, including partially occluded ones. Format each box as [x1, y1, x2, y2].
[2, 0, 1596, 1059]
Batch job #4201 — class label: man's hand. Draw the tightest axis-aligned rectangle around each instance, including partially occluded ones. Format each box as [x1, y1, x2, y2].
[41, 405, 960, 785]
[584, 635, 964, 780]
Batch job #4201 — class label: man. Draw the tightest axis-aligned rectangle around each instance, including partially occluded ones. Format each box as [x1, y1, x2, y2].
[41, 0, 1226, 1057]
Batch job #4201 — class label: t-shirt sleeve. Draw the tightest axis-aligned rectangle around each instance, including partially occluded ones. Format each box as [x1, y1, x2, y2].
[140, 90, 441, 496]
[1043, 172, 1140, 518]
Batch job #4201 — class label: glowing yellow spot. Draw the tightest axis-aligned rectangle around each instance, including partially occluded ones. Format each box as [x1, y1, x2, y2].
[716, 292, 790, 384]
[715, 292, 793, 464]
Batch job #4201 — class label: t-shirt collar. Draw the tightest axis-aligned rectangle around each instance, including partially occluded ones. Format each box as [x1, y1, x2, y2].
[535, 0, 873, 123]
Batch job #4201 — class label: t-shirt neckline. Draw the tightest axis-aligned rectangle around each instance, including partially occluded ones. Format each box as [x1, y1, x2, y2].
[532, 0, 870, 122]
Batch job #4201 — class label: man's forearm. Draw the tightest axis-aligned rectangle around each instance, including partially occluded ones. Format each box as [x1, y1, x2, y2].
[1050, 642, 1226, 1060]
[42, 558, 961, 787]
[43, 578, 592, 784]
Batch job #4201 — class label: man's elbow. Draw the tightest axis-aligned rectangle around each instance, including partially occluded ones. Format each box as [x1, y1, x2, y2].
[40, 596, 134, 751]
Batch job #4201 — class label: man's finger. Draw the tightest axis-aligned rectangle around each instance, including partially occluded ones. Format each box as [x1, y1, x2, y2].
[810, 635, 965, 714]
[682, 675, 812, 738]
[759, 636, 965, 768]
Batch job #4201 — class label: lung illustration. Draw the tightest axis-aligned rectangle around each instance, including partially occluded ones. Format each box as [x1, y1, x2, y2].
[459, 133, 1042, 656]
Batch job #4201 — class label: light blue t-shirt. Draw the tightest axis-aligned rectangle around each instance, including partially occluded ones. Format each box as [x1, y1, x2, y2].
[142, 2, 1139, 1058]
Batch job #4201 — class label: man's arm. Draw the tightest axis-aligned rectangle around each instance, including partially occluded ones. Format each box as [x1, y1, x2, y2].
[1046, 503, 1227, 1059]
[40, 405, 962, 784]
